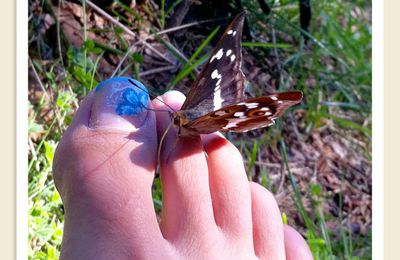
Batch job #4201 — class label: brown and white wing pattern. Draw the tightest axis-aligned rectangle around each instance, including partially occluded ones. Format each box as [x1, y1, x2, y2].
[180, 12, 246, 120]
[183, 91, 303, 135]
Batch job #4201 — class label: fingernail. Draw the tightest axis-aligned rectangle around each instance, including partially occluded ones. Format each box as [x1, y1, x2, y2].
[161, 90, 186, 100]
[89, 77, 150, 131]
[158, 90, 186, 109]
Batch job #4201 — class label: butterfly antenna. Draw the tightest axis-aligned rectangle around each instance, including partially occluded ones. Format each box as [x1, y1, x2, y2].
[157, 120, 174, 173]
[128, 79, 177, 113]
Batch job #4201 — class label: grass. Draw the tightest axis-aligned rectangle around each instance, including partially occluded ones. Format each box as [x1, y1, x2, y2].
[28, 0, 371, 259]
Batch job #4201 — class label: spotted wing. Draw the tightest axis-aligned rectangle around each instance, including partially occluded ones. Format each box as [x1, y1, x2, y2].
[181, 12, 246, 120]
[183, 91, 303, 135]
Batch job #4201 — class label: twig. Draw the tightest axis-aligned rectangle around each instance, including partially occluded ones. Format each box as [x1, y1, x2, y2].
[112, 44, 139, 77]
[156, 19, 215, 34]
[57, 0, 64, 66]
[243, 159, 282, 168]
[28, 58, 51, 101]
[139, 65, 176, 77]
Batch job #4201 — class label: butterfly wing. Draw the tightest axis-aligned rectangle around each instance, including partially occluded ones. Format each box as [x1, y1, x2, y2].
[183, 91, 303, 134]
[180, 12, 246, 120]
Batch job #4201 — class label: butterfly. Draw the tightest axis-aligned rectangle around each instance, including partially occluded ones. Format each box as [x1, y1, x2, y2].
[172, 12, 303, 137]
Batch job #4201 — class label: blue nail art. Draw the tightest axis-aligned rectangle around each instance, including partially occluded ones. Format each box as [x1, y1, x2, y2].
[95, 77, 150, 116]
[118, 78, 149, 116]
[116, 87, 149, 116]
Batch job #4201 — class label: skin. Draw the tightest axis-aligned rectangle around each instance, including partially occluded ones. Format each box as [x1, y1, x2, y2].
[53, 78, 313, 260]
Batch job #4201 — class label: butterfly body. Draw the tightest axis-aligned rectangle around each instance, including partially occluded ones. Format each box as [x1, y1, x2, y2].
[172, 12, 303, 137]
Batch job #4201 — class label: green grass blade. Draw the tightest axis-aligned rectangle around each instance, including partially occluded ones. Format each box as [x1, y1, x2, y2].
[242, 42, 291, 49]
[188, 26, 220, 65]
[280, 140, 316, 234]
[167, 53, 209, 90]
[161, 0, 165, 29]
[321, 112, 371, 137]
[167, 26, 220, 89]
